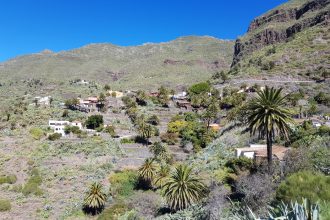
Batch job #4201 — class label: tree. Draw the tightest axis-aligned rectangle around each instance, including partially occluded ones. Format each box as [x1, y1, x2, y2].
[158, 86, 170, 107]
[188, 82, 211, 96]
[149, 142, 172, 163]
[104, 125, 116, 137]
[65, 98, 79, 110]
[246, 87, 292, 172]
[220, 71, 228, 83]
[276, 171, 330, 204]
[49, 97, 53, 106]
[62, 109, 69, 117]
[33, 98, 39, 108]
[98, 93, 106, 111]
[98, 93, 106, 103]
[147, 115, 160, 125]
[85, 115, 103, 129]
[137, 116, 155, 145]
[104, 84, 111, 91]
[83, 182, 107, 215]
[154, 164, 170, 188]
[138, 158, 158, 189]
[136, 90, 148, 106]
[203, 99, 219, 132]
[162, 164, 207, 211]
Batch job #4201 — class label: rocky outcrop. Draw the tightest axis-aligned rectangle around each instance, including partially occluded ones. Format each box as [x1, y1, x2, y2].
[232, 0, 330, 66]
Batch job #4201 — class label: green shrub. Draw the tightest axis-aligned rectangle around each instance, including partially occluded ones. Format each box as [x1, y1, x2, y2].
[0, 199, 11, 212]
[120, 138, 135, 144]
[214, 168, 232, 184]
[147, 115, 160, 125]
[160, 132, 179, 145]
[276, 171, 330, 203]
[97, 203, 128, 220]
[225, 157, 254, 174]
[0, 174, 17, 184]
[29, 127, 44, 140]
[104, 125, 116, 137]
[22, 168, 43, 196]
[48, 133, 61, 141]
[188, 82, 211, 95]
[64, 125, 81, 135]
[109, 170, 137, 198]
[314, 92, 330, 106]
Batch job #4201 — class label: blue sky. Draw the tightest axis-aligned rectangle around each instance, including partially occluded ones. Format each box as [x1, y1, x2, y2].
[0, 0, 288, 61]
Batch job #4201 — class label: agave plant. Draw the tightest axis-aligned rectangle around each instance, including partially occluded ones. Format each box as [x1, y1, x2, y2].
[83, 182, 107, 215]
[231, 198, 320, 220]
[162, 164, 207, 211]
[269, 198, 320, 220]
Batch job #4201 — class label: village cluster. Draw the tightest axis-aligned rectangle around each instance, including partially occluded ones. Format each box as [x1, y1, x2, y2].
[32, 81, 330, 163]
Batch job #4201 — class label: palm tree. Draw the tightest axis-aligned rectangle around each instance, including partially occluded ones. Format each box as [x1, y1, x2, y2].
[246, 87, 293, 171]
[138, 158, 158, 188]
[83, 182, 107, 215]
[153, 164, 170, 188]
[162, 164, 207, 211]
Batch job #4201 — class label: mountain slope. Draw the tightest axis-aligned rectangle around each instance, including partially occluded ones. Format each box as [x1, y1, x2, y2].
[230, 0, 330, 79]
[0, 36, 234, 90]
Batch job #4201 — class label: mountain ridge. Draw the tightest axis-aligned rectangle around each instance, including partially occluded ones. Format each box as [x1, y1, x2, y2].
[0, 36, 234, 90]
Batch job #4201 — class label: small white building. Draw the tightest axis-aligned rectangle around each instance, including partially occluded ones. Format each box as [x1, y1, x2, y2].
[311, 120, 322, 128]
[236, 144, 289, 161]
[173, 91, 187, 100]
[48, 120, 83, 136]
[34, 96, 52, 105]
[76, 79, 89, 85]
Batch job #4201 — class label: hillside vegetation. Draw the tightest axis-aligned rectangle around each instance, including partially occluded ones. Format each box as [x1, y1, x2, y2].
[0, 36, 234, 90]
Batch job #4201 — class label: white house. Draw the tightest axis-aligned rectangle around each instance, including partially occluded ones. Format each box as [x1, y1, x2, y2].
[236, 144, 289, 161]
[48, 120, 83, 136]
[34, 96, 52, 105]
[173, 91, 187, 100]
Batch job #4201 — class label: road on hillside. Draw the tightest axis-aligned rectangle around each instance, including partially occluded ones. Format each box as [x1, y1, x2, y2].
[214, 78, 315, 89]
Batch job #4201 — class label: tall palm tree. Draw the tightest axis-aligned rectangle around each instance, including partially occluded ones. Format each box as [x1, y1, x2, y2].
[246, 87, 293, 171]
[138, 158, 158, 188]
[162, 164, 207, 211]
[83, 182, 107, 215]
[137, 115, 154, 145]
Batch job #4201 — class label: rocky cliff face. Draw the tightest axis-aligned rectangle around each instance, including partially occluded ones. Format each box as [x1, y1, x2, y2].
[232, 0, 330, 66]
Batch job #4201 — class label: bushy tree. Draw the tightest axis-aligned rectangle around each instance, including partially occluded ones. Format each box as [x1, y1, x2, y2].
[85, 115, 103, 129]
[158, 86, 170, 107]
[276, 171, 330, 203]
[188, 82, 211, 96]
[64, 98, 79, 110]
